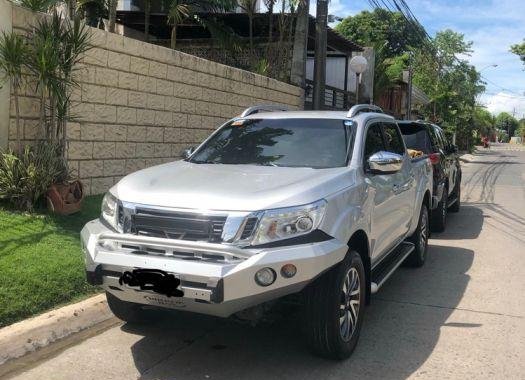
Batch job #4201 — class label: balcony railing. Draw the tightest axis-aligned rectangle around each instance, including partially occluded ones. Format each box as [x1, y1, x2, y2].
[304, 79, 355, 110]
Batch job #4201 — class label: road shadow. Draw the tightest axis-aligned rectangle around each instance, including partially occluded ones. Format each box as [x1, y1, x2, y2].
[123, 245, 473, 380]
[431, 204, 484, 240]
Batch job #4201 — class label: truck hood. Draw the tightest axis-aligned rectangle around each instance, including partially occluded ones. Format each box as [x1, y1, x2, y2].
[111, 160, 353, 211]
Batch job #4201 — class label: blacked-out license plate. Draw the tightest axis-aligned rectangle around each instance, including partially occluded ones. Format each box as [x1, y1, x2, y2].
[119, 269, 184, 298]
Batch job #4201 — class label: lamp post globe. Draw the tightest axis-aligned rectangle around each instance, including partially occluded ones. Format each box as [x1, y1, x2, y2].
[349, 55, 368, 74]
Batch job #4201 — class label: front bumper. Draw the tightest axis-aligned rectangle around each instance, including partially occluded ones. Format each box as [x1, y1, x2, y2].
[81, 219, 347, 317]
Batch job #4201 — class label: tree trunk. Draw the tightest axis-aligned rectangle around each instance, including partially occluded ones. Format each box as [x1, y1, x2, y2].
[39, 89, 46, 139]
[68, 0, 76, 18]
[268, 3, 273, 41]
[108, 0, 117, 33]
[290, 0, 309, 88]
[144, 0, 151, 42]
[171, 24, 177, 49]
[249, 15, 253, 51]
[13, 84, 21, 154]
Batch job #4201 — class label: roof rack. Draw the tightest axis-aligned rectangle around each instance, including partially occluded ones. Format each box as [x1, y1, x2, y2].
[347, 104, 384, 118]
[240, 105, 289, 117]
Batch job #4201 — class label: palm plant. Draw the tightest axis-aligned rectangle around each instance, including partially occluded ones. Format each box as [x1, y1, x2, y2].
[167, 0, 237, 49]
[0, 32, 28, 154]
[77, 0, 108, 28]
[26, 11, 91, 152]
[16, 0, 60, 12]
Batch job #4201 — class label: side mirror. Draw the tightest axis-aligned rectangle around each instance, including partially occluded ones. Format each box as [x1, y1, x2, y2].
[182, 146, 195, 159]
[367, 151, 403, 174]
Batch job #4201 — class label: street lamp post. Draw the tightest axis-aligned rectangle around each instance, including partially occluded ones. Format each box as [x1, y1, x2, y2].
[349, 55, 368, 105]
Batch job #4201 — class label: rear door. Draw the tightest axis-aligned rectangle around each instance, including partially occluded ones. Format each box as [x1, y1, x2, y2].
[436, 127, 458, 195]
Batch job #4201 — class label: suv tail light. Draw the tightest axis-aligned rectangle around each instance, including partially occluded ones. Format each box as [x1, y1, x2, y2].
[429, 153, 440, 165]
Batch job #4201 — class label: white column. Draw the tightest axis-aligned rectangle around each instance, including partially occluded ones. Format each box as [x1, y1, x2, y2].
[0, 0, 12, 150]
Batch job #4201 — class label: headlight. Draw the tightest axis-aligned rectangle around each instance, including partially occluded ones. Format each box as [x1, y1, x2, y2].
[101, 192, 118, 229]
[250, 200, 327, 246]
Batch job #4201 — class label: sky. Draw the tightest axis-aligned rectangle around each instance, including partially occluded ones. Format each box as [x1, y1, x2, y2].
[309, 0, 525, 118]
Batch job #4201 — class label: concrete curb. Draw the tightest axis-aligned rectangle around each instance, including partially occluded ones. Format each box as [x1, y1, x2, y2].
[0, 294, 119, 377]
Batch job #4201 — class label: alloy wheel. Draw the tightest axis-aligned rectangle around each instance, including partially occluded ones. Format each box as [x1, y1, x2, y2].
[339, 267, 361, 341]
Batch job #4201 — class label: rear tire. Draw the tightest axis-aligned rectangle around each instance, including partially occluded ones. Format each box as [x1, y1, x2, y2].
[106, 292, 149, 324]
[406, 203, 429, 267]
[430, 187, 447, 232]
[304, 251, 366, 360]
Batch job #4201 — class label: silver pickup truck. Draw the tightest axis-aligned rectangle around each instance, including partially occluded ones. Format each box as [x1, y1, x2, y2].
[81, 104, 432, 359]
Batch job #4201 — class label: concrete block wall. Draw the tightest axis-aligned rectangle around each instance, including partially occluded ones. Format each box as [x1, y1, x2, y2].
[4, 2, 303, 195]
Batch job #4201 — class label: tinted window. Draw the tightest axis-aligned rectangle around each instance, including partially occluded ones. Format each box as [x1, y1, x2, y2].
[429, 127, 443, 150]
[364, 124, 385, 161]
[399, 124, 433, 153]
[189, 118, 353, 168]
[383, 123, 406, 155]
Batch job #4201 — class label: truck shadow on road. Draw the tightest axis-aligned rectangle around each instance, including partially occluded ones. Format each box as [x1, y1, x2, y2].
[121, 243, 474, 380]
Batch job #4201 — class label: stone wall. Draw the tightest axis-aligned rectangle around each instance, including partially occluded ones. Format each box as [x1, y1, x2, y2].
[2, 1, 303, 194]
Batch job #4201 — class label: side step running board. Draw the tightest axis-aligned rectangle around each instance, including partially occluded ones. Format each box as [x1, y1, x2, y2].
[370, 241, 415, 294]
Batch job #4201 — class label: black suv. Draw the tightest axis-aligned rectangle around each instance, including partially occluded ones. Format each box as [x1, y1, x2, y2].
[398, 121, 461, 232]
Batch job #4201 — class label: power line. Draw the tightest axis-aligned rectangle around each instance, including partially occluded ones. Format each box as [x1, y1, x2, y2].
[480, 75, 523, 96]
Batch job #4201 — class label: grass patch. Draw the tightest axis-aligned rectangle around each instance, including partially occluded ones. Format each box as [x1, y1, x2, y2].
[0, 195, 103, 328]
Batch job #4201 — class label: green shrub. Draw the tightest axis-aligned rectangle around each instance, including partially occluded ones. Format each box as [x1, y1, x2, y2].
[0, 142, 68, 211]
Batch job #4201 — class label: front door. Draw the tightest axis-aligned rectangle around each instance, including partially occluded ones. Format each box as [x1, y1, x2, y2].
[363, 122, 402, 261]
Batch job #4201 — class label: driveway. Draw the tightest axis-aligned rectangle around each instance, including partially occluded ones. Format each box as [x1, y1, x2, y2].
[8, 145, 525, 380]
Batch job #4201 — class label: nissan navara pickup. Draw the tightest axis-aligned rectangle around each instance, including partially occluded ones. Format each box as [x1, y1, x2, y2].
[82, 104, 433, 359]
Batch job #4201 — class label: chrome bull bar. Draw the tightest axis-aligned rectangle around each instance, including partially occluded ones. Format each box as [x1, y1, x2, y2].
[97, 233, 256, 261]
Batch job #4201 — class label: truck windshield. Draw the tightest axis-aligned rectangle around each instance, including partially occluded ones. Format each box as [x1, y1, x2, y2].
[188, 118, 353, 168]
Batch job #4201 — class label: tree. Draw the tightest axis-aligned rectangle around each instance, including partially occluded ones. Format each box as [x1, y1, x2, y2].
[264, 0, 276, 41]
[108, 0, 117, 32]
[510, 40, 525, 67]
[473, 107, 495, 138]
[495, 112, 519, 138]
[167, 0, 237, 49]
[335, 9, 427, 100]
[238, 0, 257, 51]
[335, 9, 427, 58]
[0, 32, 28, 153]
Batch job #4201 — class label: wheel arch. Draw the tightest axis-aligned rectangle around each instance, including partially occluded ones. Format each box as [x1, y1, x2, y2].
[347, 230, 371, 305]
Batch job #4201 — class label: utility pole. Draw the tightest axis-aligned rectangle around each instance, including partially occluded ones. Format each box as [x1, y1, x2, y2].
[406, 52, 413, 120]
[312, 0, 328, 110]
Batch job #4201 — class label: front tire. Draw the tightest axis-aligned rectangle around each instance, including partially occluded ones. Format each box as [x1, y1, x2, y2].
[406, 203, 429, 267]
[304, 251, 366, 360]
[106, 292, 149, 324]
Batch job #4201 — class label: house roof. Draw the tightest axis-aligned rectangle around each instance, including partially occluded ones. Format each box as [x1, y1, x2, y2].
[115, 11, 363, 54]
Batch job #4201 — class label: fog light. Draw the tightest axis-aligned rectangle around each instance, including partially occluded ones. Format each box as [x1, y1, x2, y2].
[280, 264, 297, 278]
[255, 268, 276, 287]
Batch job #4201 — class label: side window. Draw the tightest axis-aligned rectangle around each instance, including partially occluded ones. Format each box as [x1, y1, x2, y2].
[383, 123, 406, 155]
[437, 128, 450, 150]
[364, 124, 385, 161]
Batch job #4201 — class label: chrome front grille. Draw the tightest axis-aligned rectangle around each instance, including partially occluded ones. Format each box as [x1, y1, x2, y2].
[129, 208, 227, 243]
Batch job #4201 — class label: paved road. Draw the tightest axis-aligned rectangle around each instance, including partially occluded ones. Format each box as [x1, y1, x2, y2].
[9, 145, 525, 380]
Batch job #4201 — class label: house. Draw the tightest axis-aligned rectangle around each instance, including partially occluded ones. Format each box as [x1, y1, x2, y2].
[114, 8, 370, 110]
